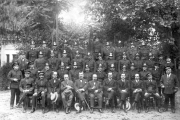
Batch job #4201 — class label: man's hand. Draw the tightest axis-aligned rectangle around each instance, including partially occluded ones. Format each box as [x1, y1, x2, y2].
[121, 90, 127, 93]
[13, 78, 18, 81]
[66, 85, 72, 89]
[91, 86, 95, 89]
[133, 89, 137, 93]
[78, 89, 85, 92]
[155, 93, 160, 96]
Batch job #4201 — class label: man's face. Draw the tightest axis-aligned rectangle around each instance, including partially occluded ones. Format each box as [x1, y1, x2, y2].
[31, 44, 35, 48]
[25, 73, 30, 78]
[51, 53, 55, 57]
[109, 56, 113, 60]
[135, 74, 139, 80]
[30, 64, 34, 68]
[98, 56, 102, 60]
[93, 75, 97, 81]
[79, 73, 84, 79]
[143, 66, 147, 71]
[64, 75, 69, 81]
[108, 73, 112, 79]
[52, 73, 57, 79]
[130, 66, 135, 70]
[45, 65, 49, 70]
[110, 67, 115, 71]
[39, 75, 44, 79]
[166, 69, 171, 74]
[123, 55, 126, 59]
[39, 54, 43, 58]
[73, 65, 77, 69]
[63, 53, 67, 57]
[42, 44, 46, 47]
[85, 67, 90, 72]
[13, 65, 19, 70]
[21, 55, 25, 59]
[148, 75, 152, 80]
[121, 74, 126, 80]
[136, 56, 139, 60]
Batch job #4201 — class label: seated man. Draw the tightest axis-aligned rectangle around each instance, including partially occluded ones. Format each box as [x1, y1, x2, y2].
[103, 72, 116, 113]
[31, 71, 48, 114]
[61, 74, 74, 114]
[47, 71, 61, 113]
[16, 70, 34, 113]
[132, 73, 144, 113]
[117, 73, 130, 113]
[144, 73, 162, 113]
[88, 74, 103, 113]
[74, 72, 88, 113]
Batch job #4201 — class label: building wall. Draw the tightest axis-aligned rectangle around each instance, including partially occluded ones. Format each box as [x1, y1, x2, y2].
[1, 44, 19, 66]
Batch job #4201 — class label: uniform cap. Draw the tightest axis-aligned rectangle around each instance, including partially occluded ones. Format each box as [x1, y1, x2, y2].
[118, 40, 121, 44]
[149, 52, 152, 56]
[123, 65, 126, 68]
[74, 42, 78, 46]
[50, 50, 54, 55]
[136, 53, 139, 56]
[74, 62, 77, 66]
[12, 61, 19, 67]
[61, 62, 64, 66]
[45, 62, 49, 66]
[87, 52, 91, 56]
[131, 62, 135, 66]
[98, 53, 102, 56]
[64, 40, 67, 44]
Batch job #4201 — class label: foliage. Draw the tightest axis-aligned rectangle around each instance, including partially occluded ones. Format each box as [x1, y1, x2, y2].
[0, 0, 70, 47]
[85, 0, 180, 57]
[0, 62, 12, 90]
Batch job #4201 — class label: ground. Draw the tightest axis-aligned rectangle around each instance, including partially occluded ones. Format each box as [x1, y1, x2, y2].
[0, 91, 180, 120]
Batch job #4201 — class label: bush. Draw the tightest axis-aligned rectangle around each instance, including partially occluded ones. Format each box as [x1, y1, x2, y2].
[0, 62, 13, 90]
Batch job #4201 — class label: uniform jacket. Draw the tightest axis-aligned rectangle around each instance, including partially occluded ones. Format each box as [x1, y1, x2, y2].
[34, 78, 48, 94]
[48, 57, 59, 71]
[34, 58, 47, 71]
[7, 69, 23, 89]
[26, 48, 38, 62]
[144, 80, 158, 93]
[19, 77, 35, 93]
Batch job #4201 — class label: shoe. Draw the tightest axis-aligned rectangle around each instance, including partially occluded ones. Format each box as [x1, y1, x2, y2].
[45, 108, 50, 113]
[111, 108, 115, 113]
[99, 109, 103, 113]
[123, 108, 128, 113]
[23, 109, 26, 113]
[138, 108, 141, 113]
[90, 108, 94, 114]
[68, 108, 71, 114]
[10, 106, 13, 109]
[171, 109, 175, 113]
[42, 109, 45, 114]
[145, 107, 149, 113]
[65, 107, 69, 114]
[56, 109, 59, 113]
[30, 108, 35, 113]
[105, 100, 109, 106]
[15, 104, 21, 108]
[157, 108, 162, 113]
[163, 108, 168, 112]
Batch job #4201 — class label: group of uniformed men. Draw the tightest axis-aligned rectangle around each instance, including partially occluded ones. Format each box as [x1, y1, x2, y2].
[7, 39, 179, 114]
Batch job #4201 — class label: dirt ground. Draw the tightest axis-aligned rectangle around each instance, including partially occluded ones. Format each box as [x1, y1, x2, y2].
[0, 90, 180, 120]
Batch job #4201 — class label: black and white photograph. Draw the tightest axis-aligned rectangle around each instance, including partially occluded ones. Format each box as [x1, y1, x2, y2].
[0, 0, 180, 120]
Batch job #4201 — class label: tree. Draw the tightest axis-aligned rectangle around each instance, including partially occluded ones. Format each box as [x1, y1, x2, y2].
[85, 0, 180, 58]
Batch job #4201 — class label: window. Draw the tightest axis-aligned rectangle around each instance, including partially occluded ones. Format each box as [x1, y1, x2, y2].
[6, 54, 9, 63]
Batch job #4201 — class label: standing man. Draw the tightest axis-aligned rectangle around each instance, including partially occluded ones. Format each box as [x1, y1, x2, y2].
[40, 41, 51, 60]
[48, 50, 59, 71]
[83, 52, 96, 72]
[31, 72, 48, 114]
[118, 52, 130, 72]
[7, 62, 23, 109]
[18, 52, 29, 77]
[102, 42, 115, 60]
[26, 40, 38, 62]
[96, 53, 107, 72]
[69, 62, 81, 82]
[74, 72, 88, 113]
[103, 72, 116, 113]
[88, 74, 103, 113]
[16, 70, 34, 113]
[160, 67, 179, 113]
[61, 74, 74, 114]
[34, 51, 47, 71]
[27, 61, 38, 80]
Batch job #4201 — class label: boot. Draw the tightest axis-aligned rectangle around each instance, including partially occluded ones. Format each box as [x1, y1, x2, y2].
[30, 108, 35, 113]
